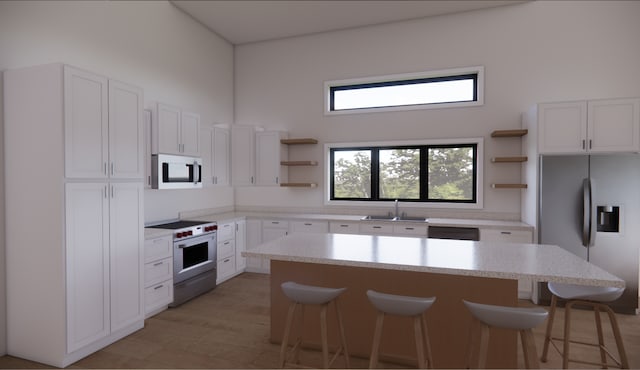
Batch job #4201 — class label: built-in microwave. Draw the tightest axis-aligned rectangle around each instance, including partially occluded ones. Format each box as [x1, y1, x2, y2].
[152, 154, 203, 189]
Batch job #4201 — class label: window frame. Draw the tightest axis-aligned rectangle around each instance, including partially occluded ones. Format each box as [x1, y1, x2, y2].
[325, 138, 484, 209]
[324, 66, 484, 115]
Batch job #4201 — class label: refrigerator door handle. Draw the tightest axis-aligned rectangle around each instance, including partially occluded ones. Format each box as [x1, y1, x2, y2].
[582, 178, 592, 247]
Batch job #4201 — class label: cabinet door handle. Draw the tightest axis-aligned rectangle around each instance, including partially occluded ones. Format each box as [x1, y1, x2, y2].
[589, 139, 592, 149]
[582, 139, 586, 149]
[276, 176, 279, 184]
[110, 162, 114, 176]
[104, 162, 108, 175]
[500, 231, 512, 235]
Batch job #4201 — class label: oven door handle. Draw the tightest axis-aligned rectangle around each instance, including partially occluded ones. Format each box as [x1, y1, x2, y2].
[178, 244, 188, 249]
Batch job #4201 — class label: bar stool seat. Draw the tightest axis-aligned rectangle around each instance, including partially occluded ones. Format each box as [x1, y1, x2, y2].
[463, 300, 548, 369]
[280, 282, 350, 369]
[367, 290, 436, 369]
[541, 282, 629, 369]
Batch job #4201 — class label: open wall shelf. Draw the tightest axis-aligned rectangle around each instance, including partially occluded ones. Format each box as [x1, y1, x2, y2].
[491, 129, 528, 189]
[491, 129, 528, 138]
[280, 138, 318, 188]
[491, 156, 528, 163]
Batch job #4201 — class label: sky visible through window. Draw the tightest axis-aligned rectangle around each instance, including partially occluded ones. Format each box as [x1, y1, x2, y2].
[333, 79, 474, 110]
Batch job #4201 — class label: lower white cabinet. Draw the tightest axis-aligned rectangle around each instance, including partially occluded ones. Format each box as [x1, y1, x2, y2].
[245, 219, 264, 273]
[235, 220, 247, 271]
[143, 235, 173, 318]
[329, 221, 360, 234]
[480, 228, 534, 299]
[290, 220, 329, 233]
[216, 219, 247, 284]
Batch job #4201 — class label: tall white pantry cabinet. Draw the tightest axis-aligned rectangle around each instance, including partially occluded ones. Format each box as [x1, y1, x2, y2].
[4, 64, 145, 367]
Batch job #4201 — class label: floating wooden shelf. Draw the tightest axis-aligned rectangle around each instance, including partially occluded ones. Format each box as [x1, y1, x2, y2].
[491, 183, 528, 189]
[281, 161, 318, 166]
[280, 183, 318, 188]
[491, 129, 528, 138]
[492, 156, 528, 163]
[281, 138, 318, 145]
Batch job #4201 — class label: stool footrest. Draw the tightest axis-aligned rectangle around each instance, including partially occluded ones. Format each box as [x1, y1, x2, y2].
[546, 337, 624, 368]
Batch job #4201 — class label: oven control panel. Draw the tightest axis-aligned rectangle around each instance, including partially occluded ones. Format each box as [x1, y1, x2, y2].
[175, 223, 217, 240]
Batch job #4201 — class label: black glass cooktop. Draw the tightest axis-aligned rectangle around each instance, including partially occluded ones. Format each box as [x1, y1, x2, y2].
[147, 220, 210, 230]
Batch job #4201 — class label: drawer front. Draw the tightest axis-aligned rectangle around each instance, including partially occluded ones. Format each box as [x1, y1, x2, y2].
[262, 219, 289, 229]
[218, 239, 235, 259]
[480, 229, 533, 243]
[329, 222, 360, 234]
[217, 255, 236, 282]
[360, 223, 394, 235]
[393, 224, 428, 236]
[144, 235, 172, 263]
[217, 221, 235, 241]
[144, 257, 173, 287]
[145, 281, 173, 313]
[290, 221, 329, 233]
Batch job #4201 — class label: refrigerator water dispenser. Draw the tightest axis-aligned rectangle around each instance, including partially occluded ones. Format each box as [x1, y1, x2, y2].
[597, 205, 619, 232]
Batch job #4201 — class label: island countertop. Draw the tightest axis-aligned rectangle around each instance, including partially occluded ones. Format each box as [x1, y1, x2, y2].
[243, 232, 624, 288]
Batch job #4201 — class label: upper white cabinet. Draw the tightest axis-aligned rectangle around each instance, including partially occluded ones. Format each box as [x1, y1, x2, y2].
[256, 131, 288, 186]
[4, 63, 144, 367]
[150, 102, 200, 156]
[64, 66, 143, 179]
[201, 124, 230, 186]
[231, 125, 257, 186]
[538, 98, 640, 154]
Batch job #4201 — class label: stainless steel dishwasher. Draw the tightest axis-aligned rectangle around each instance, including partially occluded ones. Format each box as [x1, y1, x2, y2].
[428, 226, 480, 241]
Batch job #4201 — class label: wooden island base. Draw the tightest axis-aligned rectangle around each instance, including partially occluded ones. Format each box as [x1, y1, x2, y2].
[270, 260, 518, 368]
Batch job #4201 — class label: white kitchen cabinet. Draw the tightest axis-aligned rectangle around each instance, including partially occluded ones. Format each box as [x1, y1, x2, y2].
[144, 234, 173, 319]
[479, 228, 534, 299]
[231, 125, 257, 186]
[256, 131, 288, 186]
[290, 220, 329, 233]
[66, 182, 144, 352]
[329, 221, 360, 234]
[538, 98, 640, 154]
[4, 63, 144, 367]
[393, 224, 429, 236]
[217, 221, 236, 284]
[150, 102, 200, 156]
[64, 66, 143, 180]
[245, 219, 264, 273]
[201, 124, 230, 186]
[143, 110, 152, 188]
[360, 222, 394, 236]
[235, 220, 247, 271]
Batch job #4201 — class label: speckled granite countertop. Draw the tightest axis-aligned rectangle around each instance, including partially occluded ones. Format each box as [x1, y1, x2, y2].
[243, 232, 624, 288]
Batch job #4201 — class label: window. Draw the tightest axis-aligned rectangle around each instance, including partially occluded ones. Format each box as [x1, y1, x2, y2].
[325, 66, 483, 115]
[328, 139, 482, 207]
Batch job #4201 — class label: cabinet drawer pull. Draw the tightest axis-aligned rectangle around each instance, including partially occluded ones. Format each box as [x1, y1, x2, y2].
[373, 226, 382, 229]
[304, 223, 312, 226]
[223, 241, 230, 245]
[340, 224, 349, 227]
[224, 258, 231, 263]
[405, 227, 415, 230]
[154, 284, 164, 290]
[271, 221, 279, 224]
[153, 261, 164, 266]
[500, 231, 512, 235]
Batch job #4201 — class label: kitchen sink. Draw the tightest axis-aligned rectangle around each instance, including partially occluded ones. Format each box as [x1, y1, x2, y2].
[395, 216, 428, 222]
[360, 215, 427, 222]
[361, 215, 396, 221]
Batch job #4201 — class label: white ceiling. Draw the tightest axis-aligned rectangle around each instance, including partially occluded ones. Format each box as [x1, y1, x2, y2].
[170, 0, 528, 45]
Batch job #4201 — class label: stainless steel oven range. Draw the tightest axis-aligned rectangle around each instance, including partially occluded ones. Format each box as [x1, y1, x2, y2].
[148, 220, 217, 306]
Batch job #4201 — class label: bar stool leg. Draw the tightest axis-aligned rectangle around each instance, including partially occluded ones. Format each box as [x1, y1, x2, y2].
[521, 328, 541, 369]
[369, 312, 385, 369]
[594, 306, 608, 368]
[477, 322, 490, 369]
[562, 301, 575, 369]
[413, 316, 426, 369]
[602, 304, 630, 369]
[320, 304, 330, 368]
[466, 318, 481, 368]
[280, 301, 297, 367]
[540, 294, 557, 363]
[421, 315, 433, 368]
[334, 300, 350, 368]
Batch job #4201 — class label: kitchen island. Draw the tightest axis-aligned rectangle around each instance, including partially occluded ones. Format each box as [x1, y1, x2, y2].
[243, 233, 624, 368]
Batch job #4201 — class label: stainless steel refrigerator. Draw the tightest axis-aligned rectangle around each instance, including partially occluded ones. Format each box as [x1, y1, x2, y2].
[539, 154, 640, 314]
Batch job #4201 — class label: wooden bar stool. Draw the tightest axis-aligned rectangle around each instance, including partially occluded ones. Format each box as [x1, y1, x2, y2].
[366, 290, 436, 369]
[463, 300, 548, 369]
[279, 281, 350, 369]
[540, 282, 629, 369]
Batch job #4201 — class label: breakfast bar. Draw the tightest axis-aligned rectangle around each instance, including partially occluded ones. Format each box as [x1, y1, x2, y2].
[244, 233, 624, 368]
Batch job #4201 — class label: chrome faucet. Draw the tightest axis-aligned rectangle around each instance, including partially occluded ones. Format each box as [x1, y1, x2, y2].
[395, 199, 399, 218]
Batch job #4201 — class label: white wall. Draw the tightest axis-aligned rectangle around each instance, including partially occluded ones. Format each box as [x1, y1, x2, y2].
[234, 1, 640, 219]
[0, 0, 234, 355]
